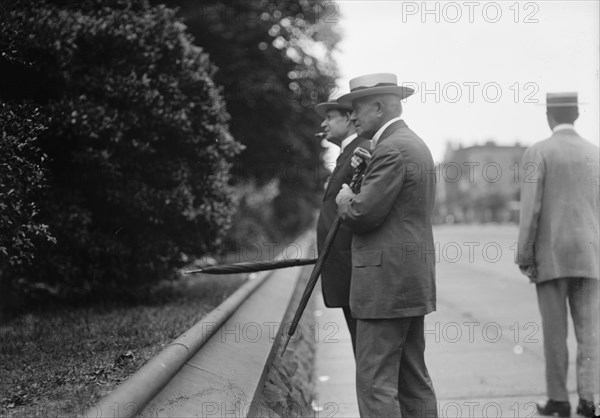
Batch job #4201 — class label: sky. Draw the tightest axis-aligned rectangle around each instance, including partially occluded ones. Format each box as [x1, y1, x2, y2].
[327, 0, 599, 161]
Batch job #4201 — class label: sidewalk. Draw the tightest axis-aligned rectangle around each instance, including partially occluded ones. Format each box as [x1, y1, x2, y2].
[313, 292, 358, 417]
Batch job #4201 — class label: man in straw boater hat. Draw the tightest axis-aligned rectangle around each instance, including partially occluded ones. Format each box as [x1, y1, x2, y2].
[335, 73, 438, 417]
[517, 92, 599, 418]
[314, 96, 370, 355]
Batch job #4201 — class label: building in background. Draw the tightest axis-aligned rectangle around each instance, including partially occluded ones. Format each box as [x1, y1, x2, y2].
[435, 141, 526, 224]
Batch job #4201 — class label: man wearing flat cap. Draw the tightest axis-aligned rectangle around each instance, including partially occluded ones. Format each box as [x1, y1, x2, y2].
[517, 92, 599, 418]
[335, 73, 438, 417]
[315, 97, 370, 355]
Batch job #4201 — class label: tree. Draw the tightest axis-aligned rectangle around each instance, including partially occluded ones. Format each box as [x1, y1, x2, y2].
[0, 0, 242, 300]
[155, 0, 341, 245]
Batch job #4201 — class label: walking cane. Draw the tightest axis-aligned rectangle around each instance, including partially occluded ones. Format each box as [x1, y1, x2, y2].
[280, 161, 366, 356]
[183, 258, 317, 275]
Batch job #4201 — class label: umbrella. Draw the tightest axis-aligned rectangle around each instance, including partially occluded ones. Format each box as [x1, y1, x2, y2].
[281, 162, 366, 356]
[183, 258, 317, 275]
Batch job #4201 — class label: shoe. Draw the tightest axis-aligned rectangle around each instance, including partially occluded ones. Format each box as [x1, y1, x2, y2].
[576, 399, 597, 417]
[536, 399, 571, 417]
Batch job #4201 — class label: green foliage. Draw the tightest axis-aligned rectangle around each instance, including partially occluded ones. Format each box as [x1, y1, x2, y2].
[222, 180, 281, 251]
[0, 104, 55, 274]
[0, 0, 242, 300]
[157, 0, 341, 242]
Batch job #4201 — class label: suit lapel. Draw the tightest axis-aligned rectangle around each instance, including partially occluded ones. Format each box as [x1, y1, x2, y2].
[337, 142, 356, 166]
[376, 120, 407, 147]
[324, 151, 350, 199]
[323, 138, 364, 199]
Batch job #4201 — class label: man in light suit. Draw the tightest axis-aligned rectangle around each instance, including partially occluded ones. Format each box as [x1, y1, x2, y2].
[336, 73, 438, 417]
[517, 92, 599, 418]
[315, 98, 370, 355]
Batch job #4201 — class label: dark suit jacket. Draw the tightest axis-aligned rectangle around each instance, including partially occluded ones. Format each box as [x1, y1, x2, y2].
[337, 120, 437, 319]
[317, 135, 371, 307]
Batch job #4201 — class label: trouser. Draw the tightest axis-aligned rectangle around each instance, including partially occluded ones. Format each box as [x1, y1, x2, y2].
[536, 277, 600, 401]
[355, 316, 438, 417]
[342, 305, 357, 356]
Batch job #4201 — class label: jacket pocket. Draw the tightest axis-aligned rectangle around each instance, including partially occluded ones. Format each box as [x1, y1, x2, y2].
[353, 249, 383, 268]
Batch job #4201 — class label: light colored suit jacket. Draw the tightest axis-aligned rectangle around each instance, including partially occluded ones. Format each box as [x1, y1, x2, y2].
[337, 120, 436, 319]
[517, 128, 600, 283]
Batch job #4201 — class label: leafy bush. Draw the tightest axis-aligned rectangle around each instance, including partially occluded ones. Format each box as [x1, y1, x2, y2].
[0, 0, 242, 302]
[0, 103, 55, 308]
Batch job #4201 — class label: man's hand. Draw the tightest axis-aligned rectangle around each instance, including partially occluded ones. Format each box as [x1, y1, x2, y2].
[336, 183, 355, 206]
[351, 147, 372, 169]
[517, 242, 537, 280]
[519, 263, 537, 280]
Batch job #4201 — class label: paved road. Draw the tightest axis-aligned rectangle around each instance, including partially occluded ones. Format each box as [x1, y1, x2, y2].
[314, 224, 582, 417]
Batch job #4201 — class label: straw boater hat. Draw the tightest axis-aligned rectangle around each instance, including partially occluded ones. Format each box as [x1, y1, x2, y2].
[338, 73, 415, 105]
[544, 92, 580, 107]
[314, 94, 353, 119]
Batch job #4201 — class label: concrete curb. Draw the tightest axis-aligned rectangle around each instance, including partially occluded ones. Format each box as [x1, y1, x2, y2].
[85, 231, 316, 418]
[255, 264, 318, 417]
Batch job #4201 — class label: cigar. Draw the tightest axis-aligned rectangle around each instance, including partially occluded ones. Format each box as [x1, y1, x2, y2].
[314, 132, 327, 138]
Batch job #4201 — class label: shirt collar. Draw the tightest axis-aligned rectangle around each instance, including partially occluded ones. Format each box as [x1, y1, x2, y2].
[553, 123, 575, 133]
[372, 117, 403, 149]
[340, 133, 358, 153]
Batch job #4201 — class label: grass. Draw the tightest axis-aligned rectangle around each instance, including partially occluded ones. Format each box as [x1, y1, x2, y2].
[0, 273, 247, 417]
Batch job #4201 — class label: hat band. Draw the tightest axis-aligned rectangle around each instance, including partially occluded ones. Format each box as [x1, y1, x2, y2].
[350, 82, 398, 92]
[547, 100, 578, 105]
[547, 103, 578, 107]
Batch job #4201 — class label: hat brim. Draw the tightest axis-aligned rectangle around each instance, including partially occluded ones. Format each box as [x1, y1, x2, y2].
[315, 102, 354, 119]
[338, 86, 415, 105]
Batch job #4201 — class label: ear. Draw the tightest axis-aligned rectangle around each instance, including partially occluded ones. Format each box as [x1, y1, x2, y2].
[546, 111, 555, 128]
[374, 100, 384, 117]
[343, 112, 352, 125]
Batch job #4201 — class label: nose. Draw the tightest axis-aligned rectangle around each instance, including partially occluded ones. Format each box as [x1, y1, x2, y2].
[350, 110, 358, 122]
[321, 119, 327, 128]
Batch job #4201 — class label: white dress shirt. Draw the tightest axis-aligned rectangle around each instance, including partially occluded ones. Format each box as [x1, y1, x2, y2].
[553, 123, 575, 133]
[371, 117, 403, 149]
[340, 133, 358, 153]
